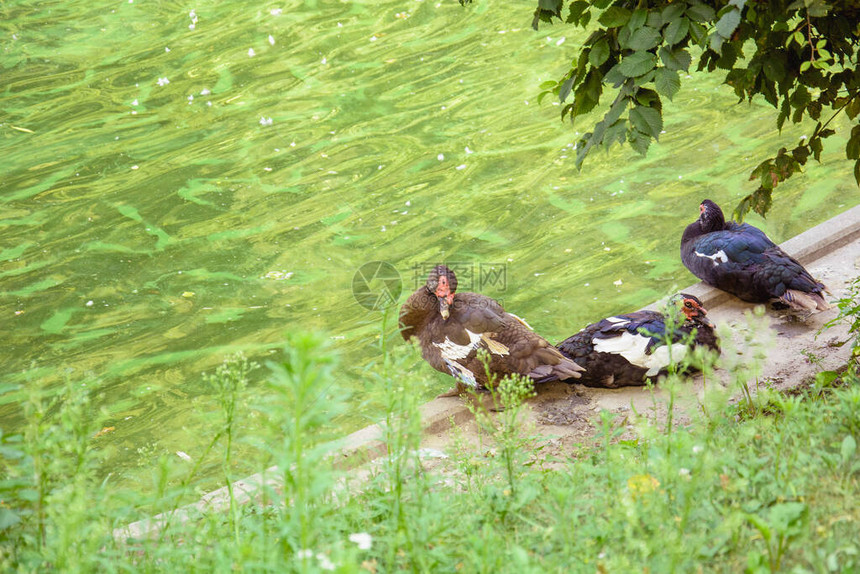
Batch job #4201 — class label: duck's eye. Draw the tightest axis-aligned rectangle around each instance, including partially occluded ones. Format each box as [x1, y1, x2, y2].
[684, 301, 693, 308]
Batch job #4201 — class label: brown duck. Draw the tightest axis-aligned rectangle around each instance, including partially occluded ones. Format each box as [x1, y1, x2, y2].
[399, 264, 584, 394]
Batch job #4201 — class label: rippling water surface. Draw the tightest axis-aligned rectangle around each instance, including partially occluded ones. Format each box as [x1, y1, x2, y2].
[1, 0, 857, 488]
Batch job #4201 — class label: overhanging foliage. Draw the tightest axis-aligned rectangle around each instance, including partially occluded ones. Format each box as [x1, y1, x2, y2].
[463, 0, 860, 219]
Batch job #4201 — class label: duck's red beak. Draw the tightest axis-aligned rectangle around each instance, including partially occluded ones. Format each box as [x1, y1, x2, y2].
[435, 276, 454, 319]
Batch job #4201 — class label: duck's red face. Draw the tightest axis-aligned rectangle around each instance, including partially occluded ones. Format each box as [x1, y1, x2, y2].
[681, 296, 713, 327]
[436, 274, 455, 319]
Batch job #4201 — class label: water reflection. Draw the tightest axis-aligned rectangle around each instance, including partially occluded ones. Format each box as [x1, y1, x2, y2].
[0, 0, 856, 489]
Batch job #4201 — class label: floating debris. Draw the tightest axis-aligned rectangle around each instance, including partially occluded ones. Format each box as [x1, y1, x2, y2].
[93, 426, 116, 439]
[263, 270, 293, 280]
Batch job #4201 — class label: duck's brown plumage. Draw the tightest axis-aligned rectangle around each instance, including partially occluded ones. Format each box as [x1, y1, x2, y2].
[399, 265, 583, 389]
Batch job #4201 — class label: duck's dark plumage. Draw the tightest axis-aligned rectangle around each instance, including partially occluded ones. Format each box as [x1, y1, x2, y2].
[399, 265, 583, 391]
[556, 294, 719, 388]
[681, 199, 829, 311]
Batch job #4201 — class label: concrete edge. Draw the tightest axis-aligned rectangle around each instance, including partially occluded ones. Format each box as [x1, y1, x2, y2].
[115, 203, 860, 541]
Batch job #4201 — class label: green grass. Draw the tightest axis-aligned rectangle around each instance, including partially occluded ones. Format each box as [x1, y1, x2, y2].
[1, 325, 859, 573]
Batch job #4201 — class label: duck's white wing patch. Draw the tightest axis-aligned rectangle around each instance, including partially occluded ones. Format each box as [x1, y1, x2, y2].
[605, 316, 630, 326]
[443, 359, 478, 388]
[695, 249, 729, 266]
[593, 332, 688, 376]
[433, 330, 482, 360]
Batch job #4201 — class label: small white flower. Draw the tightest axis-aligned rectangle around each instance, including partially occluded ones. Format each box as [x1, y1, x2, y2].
[693, 445, 703, 454]
[296, 549, 313, 559]
[248, 48, 256, 57]
[165, 47, 170, 52]
[316, 554, 335, 571]
[271, 8, 283, 15]
[679, 468, 691, 477]
[157, 77, 169, 86]
[268, 35, 275, 46]
[259, 117, 273, 126]
[200, 88, 211, 95]
[86, 300, 94, 307]
[613, 279, 623, 286]
[349, 532, 373, 550]
[176, 451, 192, 462]
[131, 99, 138, 106]
[437, 153, 444, 161]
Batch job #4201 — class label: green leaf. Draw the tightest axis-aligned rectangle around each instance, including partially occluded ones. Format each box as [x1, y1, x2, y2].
[539, 0, 562, 13]
[627, 26, 662, 51]
[604, 118, 627, 147]
[0, 508, 20, 531]
[661, 3, 685, 22]
[589, 38, 610, 67]
[559, 76, 574, 103]
[629, 105, 663, 138]
[686, 2, 716, 22]
[663, 17, 689, 46]
[762, 55, 785, 82]
[655, 68, 681, 100]
[628, 129, 651, 156]
[628, 8, 647, 30]
[598, 6, 631, 27]
[846, 125, 860, 160]
[745, 513, 773, 543]
[659, 46, 692, 72]
[715, 9, 740, 37]
[566, 1, 591, 25]
[847, 96, 860, 120]
[800, 60, 812, 72]
[646, 11, 663, 29]
[618, 51, 657, 77]
[855, 158, 860, 186]
[841, 434, 857, 463]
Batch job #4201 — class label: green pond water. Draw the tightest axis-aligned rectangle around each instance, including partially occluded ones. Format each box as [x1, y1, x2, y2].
[1, 0, 858, 490]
